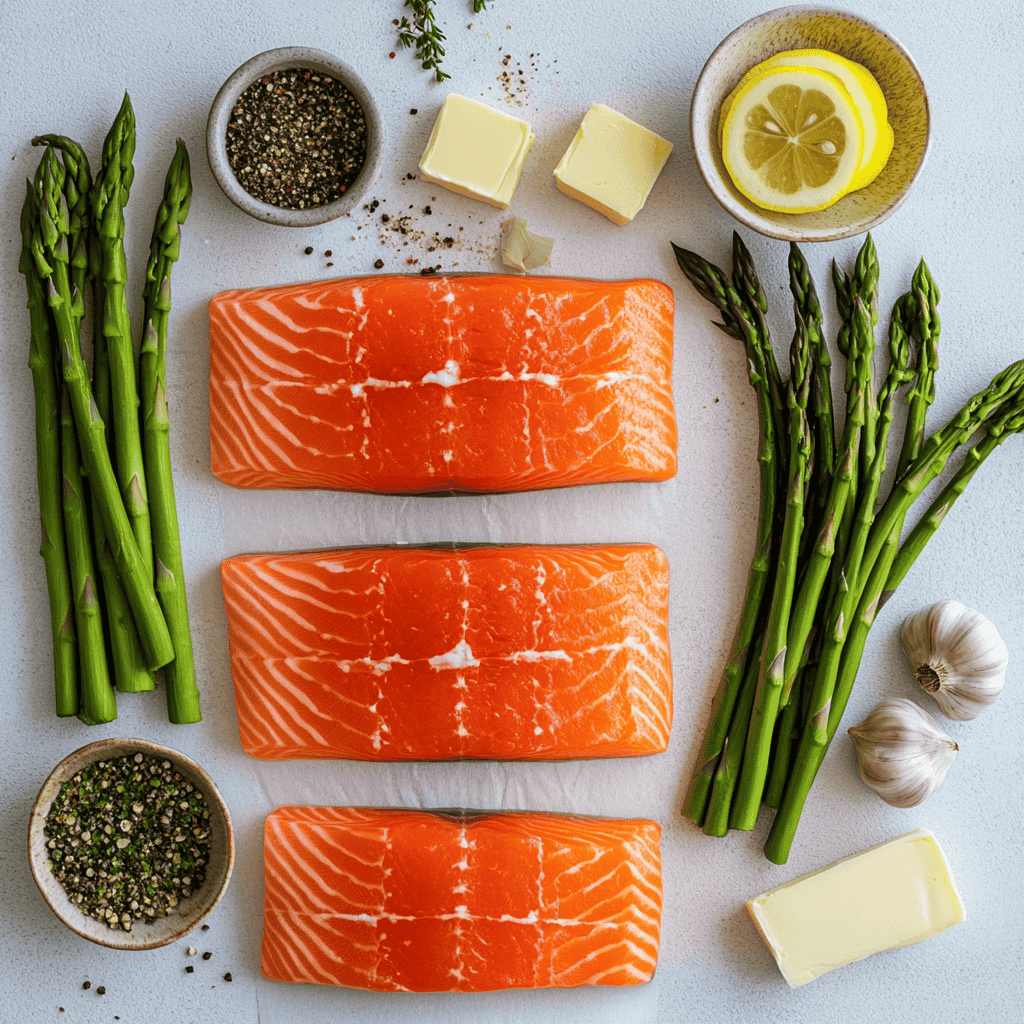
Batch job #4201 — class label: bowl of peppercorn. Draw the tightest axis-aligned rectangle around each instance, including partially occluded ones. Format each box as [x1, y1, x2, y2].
[207, 46, 383, 226]
[28, 738, 234, 950]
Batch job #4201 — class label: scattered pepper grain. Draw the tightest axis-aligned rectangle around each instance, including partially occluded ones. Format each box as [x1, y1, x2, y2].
[202, 951, 212, 961]
[185, 966, 194, 974]
[374, 259, 384, 269]
[96, 987, 106, 996]
[224, 973, 233, 982]
[303, 246, 313, 255]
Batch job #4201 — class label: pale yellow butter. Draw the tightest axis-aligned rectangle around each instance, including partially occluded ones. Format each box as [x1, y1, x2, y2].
[418, 94, 535, 208]
[553, 103, 672, 225]
[747, 829, 966, 987]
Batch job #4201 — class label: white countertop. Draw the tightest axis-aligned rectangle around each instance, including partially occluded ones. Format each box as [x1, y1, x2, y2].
[1, 1, 1021, 1021]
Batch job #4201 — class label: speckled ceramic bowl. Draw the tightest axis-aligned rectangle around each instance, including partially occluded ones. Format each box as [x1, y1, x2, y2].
[691, 6, 930, 241]
[29, 738, 234, 950]
[207, 46, 383, 226]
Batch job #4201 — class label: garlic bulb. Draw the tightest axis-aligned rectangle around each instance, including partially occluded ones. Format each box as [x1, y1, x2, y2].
[848, 698, 958, 808]
[900, 600, 1008, 720]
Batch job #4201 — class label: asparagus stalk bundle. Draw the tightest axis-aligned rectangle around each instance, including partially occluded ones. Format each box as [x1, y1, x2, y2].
[19, 98, 200, 725]
[674, 232, 1024, 863]
[34, 133, 156, 697]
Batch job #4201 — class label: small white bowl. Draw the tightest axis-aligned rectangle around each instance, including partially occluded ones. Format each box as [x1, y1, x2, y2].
[207, 46, 383, 227]
[29, 738, 234, 950]
[691, 6, 930, 242]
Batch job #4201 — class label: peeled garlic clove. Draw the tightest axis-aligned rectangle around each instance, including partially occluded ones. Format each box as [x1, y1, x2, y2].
[848, 697, 958, 808]
[900, 599, 1008, 720]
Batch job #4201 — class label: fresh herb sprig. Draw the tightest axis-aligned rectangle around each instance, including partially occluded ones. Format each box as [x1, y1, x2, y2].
[398, 0, 451, 83]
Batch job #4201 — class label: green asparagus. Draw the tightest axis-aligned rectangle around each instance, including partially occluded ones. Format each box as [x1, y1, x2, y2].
[675, 230, 1024, 861]
[59, 387, 117, 725]
[92, 94, 153, 583]
[21, 180, 78, 716]
[140, 140, 201, 724]
[32, 146, 173, 671]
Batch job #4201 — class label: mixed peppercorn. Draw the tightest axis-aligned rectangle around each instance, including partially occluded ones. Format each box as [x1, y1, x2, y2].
[226, 68, 367, 210]
[45, 753, 211, 931]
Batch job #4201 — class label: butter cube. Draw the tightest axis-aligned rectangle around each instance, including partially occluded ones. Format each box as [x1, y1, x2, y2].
[418, 94, 535, 208]
[747, 829, 966, 987]
[553, 104, 672, 225]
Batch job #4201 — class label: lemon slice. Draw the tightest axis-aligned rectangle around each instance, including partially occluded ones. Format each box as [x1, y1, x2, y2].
[721, 65, 865, 214]
[720, 49, 892, 192]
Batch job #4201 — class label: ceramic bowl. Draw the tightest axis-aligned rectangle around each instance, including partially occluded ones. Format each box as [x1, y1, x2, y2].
[207, 46, 383, 226]
[28, 738, 234, 950]
[691, 6, 930, 242]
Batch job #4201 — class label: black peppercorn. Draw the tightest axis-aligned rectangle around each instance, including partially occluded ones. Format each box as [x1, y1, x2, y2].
[225, 68, 367, 210]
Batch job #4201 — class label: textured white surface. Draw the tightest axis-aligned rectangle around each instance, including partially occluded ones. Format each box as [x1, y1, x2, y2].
[0, 1, 1021, 1021]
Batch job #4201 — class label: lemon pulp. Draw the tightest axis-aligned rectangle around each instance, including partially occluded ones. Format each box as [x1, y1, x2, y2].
[721, 65, 865, 214]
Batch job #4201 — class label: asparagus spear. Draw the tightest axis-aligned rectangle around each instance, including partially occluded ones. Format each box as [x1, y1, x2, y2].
[850, 237, 880, 491]
[874, 261, 940, 612]
[92, 93, 153, 581]
[789, 243, 834, 552]
[140, 141, 201, 724]
[701, 651, 759, 836]
[59, 386, 117, 725]
[21, 180, 78, 716]
[672, 243, 780, 825]
[884, 410, 1020, 595]
[32, 146, 173, 670]
[730, 307, 812, 830]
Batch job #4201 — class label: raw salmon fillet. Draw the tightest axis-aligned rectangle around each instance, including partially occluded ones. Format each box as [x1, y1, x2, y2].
[221, 544, 672, 760]
[261, 806, 663, 992]
[208, 274, 676, 493]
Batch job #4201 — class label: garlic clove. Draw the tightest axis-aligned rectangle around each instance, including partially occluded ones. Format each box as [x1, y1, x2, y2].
[848, 697, 958, 808]
[899, 599, 1008, 720]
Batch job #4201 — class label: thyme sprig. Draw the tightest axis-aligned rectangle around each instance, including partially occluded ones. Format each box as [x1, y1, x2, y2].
[397, 0, 451, 83]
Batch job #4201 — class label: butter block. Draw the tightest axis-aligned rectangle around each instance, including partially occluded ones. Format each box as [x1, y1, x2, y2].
[419, 94, 535, 208]
[747, 829, 966, 987]
[553, 103, 672, 225]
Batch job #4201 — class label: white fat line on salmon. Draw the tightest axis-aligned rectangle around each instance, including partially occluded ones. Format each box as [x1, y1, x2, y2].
[347, 377, 413, 397]
[509, 649, 571, 662]
[421, 360, 461, 387]
[425, 638, 477, 671]
[274, 909, 633, 927]
[496, 369, 562, 387]
[254, 369, 651, 396]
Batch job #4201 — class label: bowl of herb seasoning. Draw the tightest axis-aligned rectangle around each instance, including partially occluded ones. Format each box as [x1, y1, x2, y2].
[207, 46, 383, 226]
[28, 738, 234, 950]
